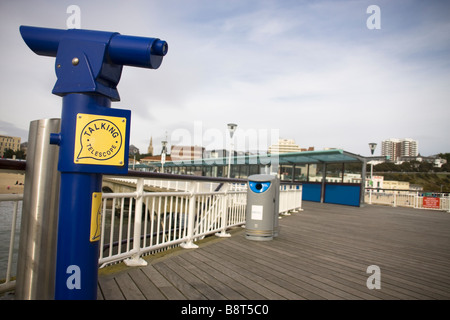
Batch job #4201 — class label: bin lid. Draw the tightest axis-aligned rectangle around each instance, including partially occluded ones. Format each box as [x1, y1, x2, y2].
[248, 174, 277, 182]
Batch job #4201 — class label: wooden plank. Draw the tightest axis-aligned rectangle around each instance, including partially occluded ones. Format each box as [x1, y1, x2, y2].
[97, 283, 104, 300]
[181, 251, 267, 300]
[162, 257, 227, 300]
[114, 272, 146, 300]
[173, 255, 247, 300]
[197, 246, 304, 299]
[189, 250, 287, 300]
[153, 261, 207, 300]
[203, 242, 326, 300]
[98, 275, 125, 300]
[211, 239, 367, 300]
[243, 236, 394, 300]
[127, 268, 166, 300]
[141, 264, 186, 300]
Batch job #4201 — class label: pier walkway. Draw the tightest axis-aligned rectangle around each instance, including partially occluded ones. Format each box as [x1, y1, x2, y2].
[97, 202, 450, 300]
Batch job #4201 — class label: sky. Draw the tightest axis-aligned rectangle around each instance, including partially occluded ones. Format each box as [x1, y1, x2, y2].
[0, 0, 449, 157]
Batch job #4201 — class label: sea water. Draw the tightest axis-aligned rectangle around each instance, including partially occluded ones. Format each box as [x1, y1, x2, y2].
[0, 200, 22, 280]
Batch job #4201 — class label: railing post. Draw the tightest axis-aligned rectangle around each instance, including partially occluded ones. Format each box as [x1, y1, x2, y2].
[282, 186, 291, 216]
[447, 194, 450, 213]
[414, 192, 418, 209]
[298, 185, 303, 211]
[215, 183, 231, 238]
[181, 182, 199, 249]
[124, 178, 147, 266]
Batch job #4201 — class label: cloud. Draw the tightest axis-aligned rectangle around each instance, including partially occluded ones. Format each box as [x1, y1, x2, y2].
[1, 0, 449, 157]
[0, 120, 29, 141]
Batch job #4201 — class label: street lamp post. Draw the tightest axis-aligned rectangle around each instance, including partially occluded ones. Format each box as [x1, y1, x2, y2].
[227, 123, 237, 178]
[161, 140, 167, 173]
[368, 142, 377, 204]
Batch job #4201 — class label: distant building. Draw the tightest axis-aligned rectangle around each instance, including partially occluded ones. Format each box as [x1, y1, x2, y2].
[171, 145, 205, 162]
[381, 138, 418, 162]
[0, 135, 21, 157]
[365, 175, 420, 193]
[140, 154, 172, 164]
[147, 137, 153, 156]
[269, 139, 300, 154]
[397, 155, 447, 168]
[204, 149, 236, 159]
[268, 139, 313, 154]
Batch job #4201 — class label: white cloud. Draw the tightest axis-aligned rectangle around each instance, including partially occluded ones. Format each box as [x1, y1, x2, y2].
[1, 0, 449, 156]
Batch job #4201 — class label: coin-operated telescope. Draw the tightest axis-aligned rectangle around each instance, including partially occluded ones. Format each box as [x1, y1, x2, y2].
[20, 25, 168, 300]
[20, 25, 167, 100]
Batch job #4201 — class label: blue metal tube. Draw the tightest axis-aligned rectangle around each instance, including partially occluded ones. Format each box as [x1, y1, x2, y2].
[54, 94, 109, 300]
[108, 35, 167, 69]
[20, 25, 167, 69]
[54, 172, 101, 300]
[19, 26, 64, 57]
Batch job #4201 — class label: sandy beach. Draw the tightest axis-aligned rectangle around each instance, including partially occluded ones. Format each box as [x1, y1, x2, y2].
[0, 172, 25, 194]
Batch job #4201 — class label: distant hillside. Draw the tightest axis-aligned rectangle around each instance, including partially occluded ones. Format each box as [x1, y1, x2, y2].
[374, 172, 450, 193]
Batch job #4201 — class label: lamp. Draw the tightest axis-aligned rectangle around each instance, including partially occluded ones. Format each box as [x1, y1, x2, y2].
[227, 123, 237, 178]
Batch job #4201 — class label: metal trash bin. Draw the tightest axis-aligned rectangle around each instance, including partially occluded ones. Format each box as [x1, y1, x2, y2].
[245, 174, 280, 241]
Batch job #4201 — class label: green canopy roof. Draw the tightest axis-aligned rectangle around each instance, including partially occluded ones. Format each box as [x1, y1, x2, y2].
[146, 149, 364, 168]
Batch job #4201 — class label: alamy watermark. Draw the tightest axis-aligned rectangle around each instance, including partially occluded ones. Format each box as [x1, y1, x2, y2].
[66, 5, 81, 29]
[66, 265, 81, 290]
[170, 121, 280, 166]
[366, 5, 381, 30]
[366, 265, 381, 289]
[65, 5, 381, 33]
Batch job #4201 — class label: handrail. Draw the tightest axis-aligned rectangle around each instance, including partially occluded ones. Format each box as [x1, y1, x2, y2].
[365, 188, 450, 211]
[1, 158, 247, 184]
[120, 169, 247, 183]
[0, 159, 26, 172]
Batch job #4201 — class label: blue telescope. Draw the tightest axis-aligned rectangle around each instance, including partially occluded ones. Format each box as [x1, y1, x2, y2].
[20, 25, 168, 100]
[20, 25, 168, 300]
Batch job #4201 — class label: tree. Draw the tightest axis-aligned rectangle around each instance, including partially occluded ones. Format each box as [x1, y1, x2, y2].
[15, 149, 26, 160]
[2, 148, 15, 159]
[1, 148, 26, 160]
[373, 162, 398, 172]
[399, 162, 412, 172]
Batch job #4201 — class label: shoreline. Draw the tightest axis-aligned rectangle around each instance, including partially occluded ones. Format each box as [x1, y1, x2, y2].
[0, 172, 25, 195]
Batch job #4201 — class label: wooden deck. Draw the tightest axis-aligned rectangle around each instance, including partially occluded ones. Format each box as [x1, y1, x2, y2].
[97, 202, 450, 300]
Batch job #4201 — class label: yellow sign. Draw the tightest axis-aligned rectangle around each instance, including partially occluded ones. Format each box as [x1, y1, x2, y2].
[90, 192, 102, 242]
[74, 113, 126, 166]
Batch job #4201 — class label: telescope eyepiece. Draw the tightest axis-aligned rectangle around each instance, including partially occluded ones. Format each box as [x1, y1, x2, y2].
[152, 39, 168, 56]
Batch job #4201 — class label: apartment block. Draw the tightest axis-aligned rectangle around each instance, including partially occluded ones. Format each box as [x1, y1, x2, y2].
[0, 135, 21, 157]
[381, 138, 418, 162]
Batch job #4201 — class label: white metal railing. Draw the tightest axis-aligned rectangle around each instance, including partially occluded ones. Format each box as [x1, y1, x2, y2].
[98, 180, 303, 267]
[0, 175, 303, 293]
[98, 179, 248, 267]
[365, 189, 450, 212]
[279, 184, 303, 214]
[0, 194, 23, 293]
